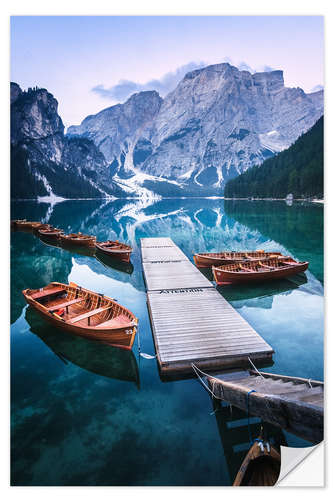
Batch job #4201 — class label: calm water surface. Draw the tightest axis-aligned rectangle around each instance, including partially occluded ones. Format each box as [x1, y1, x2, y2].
[11, 198, 324, 485]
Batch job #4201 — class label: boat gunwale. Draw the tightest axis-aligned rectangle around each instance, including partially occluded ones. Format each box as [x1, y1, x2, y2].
[22, 282, 138, 333]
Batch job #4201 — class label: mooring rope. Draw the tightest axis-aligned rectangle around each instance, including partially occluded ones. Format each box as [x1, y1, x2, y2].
[137, 326, 156, 359]
[191, 363, 224, 400]
[248, 356, 265, 380]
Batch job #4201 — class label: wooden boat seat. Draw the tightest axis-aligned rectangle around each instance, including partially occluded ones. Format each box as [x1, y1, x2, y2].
[259, 263, 275, 270]
[239, 265, 255, 272]
[96, 314, 132, 329]
[47, 297, 85, 312]
[68, 306, 112, 325]
[30, 287, 65, 300]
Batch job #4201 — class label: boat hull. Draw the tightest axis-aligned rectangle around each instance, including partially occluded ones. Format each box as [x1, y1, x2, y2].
[60, 235, 96, 248]
[213, 262, 309, 285]
[233, 441, 281, 486]
[193, 252, 282, 268]
[22, 283, 137, 350]
[96, 244, 132, 263]
[38, 229, 63, 239]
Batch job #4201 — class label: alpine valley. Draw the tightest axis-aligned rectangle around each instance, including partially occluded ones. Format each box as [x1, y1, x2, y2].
[11, 63, 323, 200]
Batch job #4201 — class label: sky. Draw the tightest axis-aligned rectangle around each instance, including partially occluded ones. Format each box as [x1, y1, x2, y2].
[10, 16, 324, 127]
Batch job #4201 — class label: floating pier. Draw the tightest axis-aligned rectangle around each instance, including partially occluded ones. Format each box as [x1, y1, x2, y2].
[141, 238, 274, 376]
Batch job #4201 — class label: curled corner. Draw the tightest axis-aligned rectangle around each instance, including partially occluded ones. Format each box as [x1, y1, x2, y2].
[277, 441, 324, 486]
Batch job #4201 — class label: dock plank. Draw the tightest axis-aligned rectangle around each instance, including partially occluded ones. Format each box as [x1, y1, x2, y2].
[141, 237, 175, 248]
[142, 261, 213, 290]
[141, 238, 274, 375]
[141, 245, 188, 263]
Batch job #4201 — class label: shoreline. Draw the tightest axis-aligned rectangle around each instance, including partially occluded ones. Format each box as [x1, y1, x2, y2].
[11, 196, 324, 203]
[224, 197, 324, 203]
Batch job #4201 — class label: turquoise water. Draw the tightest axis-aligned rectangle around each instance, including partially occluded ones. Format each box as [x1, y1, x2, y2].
[10, 198, 324, 485]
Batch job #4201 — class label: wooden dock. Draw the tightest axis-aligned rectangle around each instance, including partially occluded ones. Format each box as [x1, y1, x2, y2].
[207, 370, 324, 443]
[141, 238, 274, 376]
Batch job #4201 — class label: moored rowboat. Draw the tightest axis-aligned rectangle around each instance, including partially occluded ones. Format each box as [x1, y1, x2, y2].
[14, 220, 42, 231]
[11, 219, 27, 228]
[22, 282, 138, 349]
[95, 240, 132, 262]
[193, 250, 283, 268]
[38, 227, 64, 239]
[60, 232, 96, 247]
[233, 433, 281, 486]
[212, 257, 308, 285]
[32, 223, 52, 234]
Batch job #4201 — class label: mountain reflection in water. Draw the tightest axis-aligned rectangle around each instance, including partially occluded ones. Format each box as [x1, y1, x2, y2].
[11, 198, 323, 486]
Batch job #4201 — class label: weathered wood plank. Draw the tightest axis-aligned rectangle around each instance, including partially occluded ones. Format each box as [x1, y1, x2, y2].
[142, 245, 188, 263]
[141, 238, 274, 375]
[143, 261, 213, 290]
[207, 375, 323, 443]
[140, 237, 175, 248]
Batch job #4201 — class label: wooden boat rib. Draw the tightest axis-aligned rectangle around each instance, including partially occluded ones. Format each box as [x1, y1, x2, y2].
[233, 434, 281, 486]
[207, 370, 323, 443]
[60, 232, 96, 247]
[22, 282, 138, 349]
[212, 257, 309, 285]
[95, 240, 132, 263]
[193, 250, 283, 268]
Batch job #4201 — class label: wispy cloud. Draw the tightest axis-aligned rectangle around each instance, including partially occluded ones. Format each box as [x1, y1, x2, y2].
[92, 61, 207, 101]
[91, 59, 278, 103]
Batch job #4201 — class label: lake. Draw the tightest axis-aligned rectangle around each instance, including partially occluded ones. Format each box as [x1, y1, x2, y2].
[10, 198, 324, 485]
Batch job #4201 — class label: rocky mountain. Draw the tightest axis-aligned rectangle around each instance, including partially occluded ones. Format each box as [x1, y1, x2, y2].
[11, 63, 324, 200]
[224, 116, 323, 199]
[68, 63, 323, 195]
[11, 83, 123, 200]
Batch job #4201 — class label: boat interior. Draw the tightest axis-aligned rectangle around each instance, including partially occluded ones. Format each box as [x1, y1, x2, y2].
[219, 257, 299, 273]
[199, 251, 282, 260]
[98, 240, 131, 250]
[27, 284, 133, 329]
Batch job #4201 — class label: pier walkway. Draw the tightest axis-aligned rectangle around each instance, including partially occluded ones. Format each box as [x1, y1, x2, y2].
[141, 238, 274, 376]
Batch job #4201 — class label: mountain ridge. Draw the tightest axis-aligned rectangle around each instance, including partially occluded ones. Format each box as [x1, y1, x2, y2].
[224, 116, 323, 199]
[11, 62, 324, 200]
[68, 62, 323, 195]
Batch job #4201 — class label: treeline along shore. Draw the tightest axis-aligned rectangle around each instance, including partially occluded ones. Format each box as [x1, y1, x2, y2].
[224, 117, 323, 200]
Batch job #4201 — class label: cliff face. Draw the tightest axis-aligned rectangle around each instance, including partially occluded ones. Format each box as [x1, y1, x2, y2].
[67, 63, 323, 195]
[67, 90, 163, 177]
[11, 62, 324, 200]
[10, 83, 122, 200]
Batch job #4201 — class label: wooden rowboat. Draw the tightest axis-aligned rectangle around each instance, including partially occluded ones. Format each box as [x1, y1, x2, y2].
[95, 240, 132, 262]
[32, 223, 52, 235]
[38, 227, 64, 239]
[60, 232, 96, 247]
[22, 282, 138, 349]
[11, 219, 26, 228]
[193, 250, 283, 268]
[14, 220, 42, 231]
[233, 433, 281, 486]
[212, 257, 308, 285]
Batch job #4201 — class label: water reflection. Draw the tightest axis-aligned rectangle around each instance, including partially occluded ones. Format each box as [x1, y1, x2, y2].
[11, 197, 324, 486]
[224, 200, 323, 283]
[25, 308, 140, 388]
[95, 251, 134, 275]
